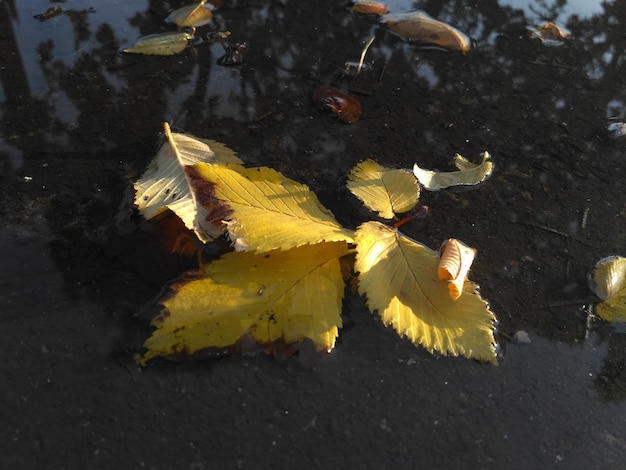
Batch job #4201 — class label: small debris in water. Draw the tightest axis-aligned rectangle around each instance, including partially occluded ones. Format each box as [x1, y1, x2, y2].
[512, 330, 531, 344]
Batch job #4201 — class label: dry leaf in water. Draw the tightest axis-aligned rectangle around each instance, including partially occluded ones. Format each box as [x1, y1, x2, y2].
[347, 159, 419, 219]
[347, 1, 389, 16]
[186, 163, 355, 252]
[413, 151, 493, 191]
[591, 256, 626, 322]
[355, 221, 498, 363]
[166, 1, 214, 28]
[137, 242, 349, 364]
[381, 11, 472, 53]
[133, 122, 242, 243]
[312, 86, 362, 124]
[527, 22, 571, 46]
[438, 238, 477, 299]
[122, 30, 195, 56]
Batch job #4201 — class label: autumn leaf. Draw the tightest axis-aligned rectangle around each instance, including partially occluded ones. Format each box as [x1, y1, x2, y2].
[122, 30, 195, 56]
[137, 241, 349, 364]
[347, 159, 420, 219]
[166, 0, 213, 28]
[413, 152, 493, 191]
[186, 162, 354, 252]
[381, 11, 472, 53]
[354, 221, 497, 363]
[591, 256, 626, 322]
[133, 122, 241, 243]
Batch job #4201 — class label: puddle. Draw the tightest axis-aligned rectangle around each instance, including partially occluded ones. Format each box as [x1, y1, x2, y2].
[1, 0, 625, 468]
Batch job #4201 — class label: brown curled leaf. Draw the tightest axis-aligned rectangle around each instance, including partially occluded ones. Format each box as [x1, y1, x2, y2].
[312, 86, 362, 124]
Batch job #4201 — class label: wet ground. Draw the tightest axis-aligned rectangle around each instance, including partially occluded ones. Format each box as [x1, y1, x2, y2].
[2, 0, 626, 468]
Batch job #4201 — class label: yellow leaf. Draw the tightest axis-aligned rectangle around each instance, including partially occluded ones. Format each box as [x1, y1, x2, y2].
[166, 1, 213, 28]
[137, 241, 349, 364]
[188, 163, 355, 252]
[346, 159, 420, 219]
[381, 11, 471, 53]
[123, 30, 194, 56]
[354, 221, 497, 363]
[591, 256, 626, 322]
[134, 123, 242, 243]
[413, 151, 493, 191]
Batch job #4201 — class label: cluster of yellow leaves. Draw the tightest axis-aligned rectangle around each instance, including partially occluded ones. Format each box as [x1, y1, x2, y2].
[135, 125, 499, 365]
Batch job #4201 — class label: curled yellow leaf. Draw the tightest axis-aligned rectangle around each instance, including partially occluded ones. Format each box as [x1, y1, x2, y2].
[413, 151, 493, 191]
[438, 238, 477, 299]
[591, 255, 626, 322]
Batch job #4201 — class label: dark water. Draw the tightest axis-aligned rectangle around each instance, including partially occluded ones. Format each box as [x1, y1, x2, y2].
[2, 0, 626, 468]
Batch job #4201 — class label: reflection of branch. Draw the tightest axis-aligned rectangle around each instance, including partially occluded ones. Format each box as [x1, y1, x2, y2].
[527, 60, 578, 74]
[516, 221, 569, 237]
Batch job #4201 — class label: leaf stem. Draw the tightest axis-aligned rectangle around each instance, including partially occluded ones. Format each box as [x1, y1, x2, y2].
[393, 206, 429, 229]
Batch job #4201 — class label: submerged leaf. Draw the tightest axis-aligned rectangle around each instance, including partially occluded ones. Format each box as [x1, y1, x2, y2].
[591, 256, 626, 322]
[438, 238, 477, 299]
[166, 0, 213, 28]
[312, 86, 362, 124]
[186, 163, 354, 252]
[413, 151, 493, 191]
[133, 122, 242, 243]
[355, 221, 497, 363]
[347, 159, 420, 219]
[123, 30, 194, 56]
[138, 241, 349, 364]
[381, 11, 471, 53]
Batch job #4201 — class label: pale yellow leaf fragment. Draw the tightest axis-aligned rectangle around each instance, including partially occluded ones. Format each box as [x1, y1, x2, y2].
[355, 221, 497, 363]
[190, 162, 354, 252]
[123, 30, 194, 56]
[347, 159, 420, 219]
[413, 151, 493, 191]
[133, 122, 242, 242]
[591, 256, 626, 322]
[166, 0, 213, 28]
[138, 242, 349, 364]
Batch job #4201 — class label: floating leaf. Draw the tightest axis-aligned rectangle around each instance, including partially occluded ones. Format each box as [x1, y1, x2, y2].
[347, 159, 420, 219]
[122, 30, 195, 56]
[527, 22, 570, 46]
[591, 256, 626, 322]
[381, 11, 472, 53]
[413, 151, 493, 191]
[186, 163, 355, 252]
[133, 122, 242, 243]
[166, 0, 213, 28]
[438, 238, 477, 299]
[312, 86, 362, 124]
[137, 241, 349, 364]
[355, 221, 497, 363]
[347, 1, 389, 16]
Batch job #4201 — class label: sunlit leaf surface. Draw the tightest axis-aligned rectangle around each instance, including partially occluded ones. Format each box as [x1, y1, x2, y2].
[188, 163, 354, 252]
[137, 242, 349, 364]
[413, 152, 493, 191]
[133, 123, 241, 242]
[591, 256, 626, 322]
[123, 31, 194, 56]
[355, 221, 497, 363]
[166, 1, 213, 28]
[347, 159, 420, 219]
